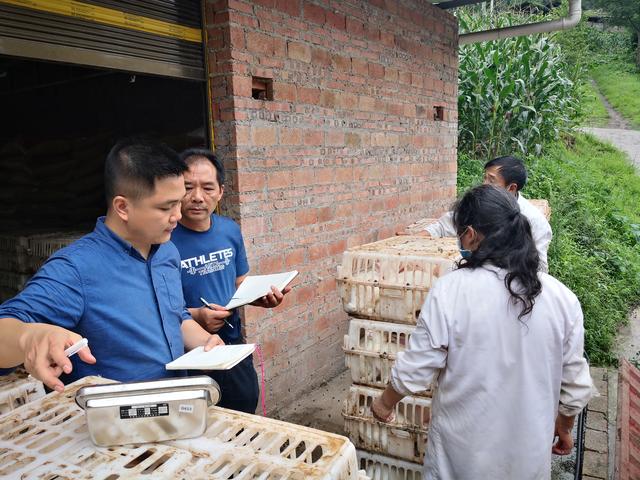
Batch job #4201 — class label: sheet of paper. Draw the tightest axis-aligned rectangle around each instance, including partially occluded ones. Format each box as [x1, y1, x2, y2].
[225, 270, 298, 310]
[166, 344, 256, 371]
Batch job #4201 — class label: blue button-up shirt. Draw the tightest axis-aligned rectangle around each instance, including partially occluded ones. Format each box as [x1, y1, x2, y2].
[0, 217, 190, 383]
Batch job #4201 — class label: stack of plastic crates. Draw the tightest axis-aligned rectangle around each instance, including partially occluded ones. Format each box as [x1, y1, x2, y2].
[0, 231, 84, 302]
[0, 376, 371, 479]
[337, 235, 459, 479]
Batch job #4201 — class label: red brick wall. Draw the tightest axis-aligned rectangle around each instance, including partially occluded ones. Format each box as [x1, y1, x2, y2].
[204, 0, 458, 412]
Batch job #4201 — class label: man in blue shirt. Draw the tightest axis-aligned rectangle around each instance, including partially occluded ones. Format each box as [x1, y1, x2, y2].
[0, 139, 223, 385]
[171, 149, 289, 413]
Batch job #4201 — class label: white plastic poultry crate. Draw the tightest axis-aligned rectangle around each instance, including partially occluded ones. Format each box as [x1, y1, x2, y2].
[0, 376, 367, 479]
[337, 236, 458, 324]
[27, 231, 84, 272]
[401, 218, 438, 235]
[357, 450, 423, 480]
[0, 367, 45, 416]
[343, 318, 430, 396]
[529, 199, 551, 221]
[342, 385, 430, 464]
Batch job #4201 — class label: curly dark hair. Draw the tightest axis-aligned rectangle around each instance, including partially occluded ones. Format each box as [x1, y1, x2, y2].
[453, 184, 542, 320]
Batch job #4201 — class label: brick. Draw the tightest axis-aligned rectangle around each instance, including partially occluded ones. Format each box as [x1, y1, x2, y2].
[309, 244, 327, 261]
[230, 75, 252, 96]
[253, 126, 277, 145]
[274, 82, 297, 102]
[239, 172, 265, 191]
[325, 10, 346, 30]
[246, 31, 274, 55]
[326, 131, 344, 146]
[272, 213, 295, 231]
[228, 0, 254, 15]
[303, 2, 326, 25]
[275, 0, 300, 17]
[317, 206, 334, 223]
[285, 248, 306, 268]
[304, 130, 324, 146]
[267, 170, 292, 189]
[351, 57, 368, 76]
[298, 86, 321, 104]
[331, 53, 351, 71]
[311, 47, 331, 66]
[287, 41, 311, 62]
[259, 254, 284, 273]
[368, 62, 384, 79]
[280, 127, 303, 145]
[346, 17, 364, 37]
[234, 126, 251, 145]
[295, 208, 318, 226]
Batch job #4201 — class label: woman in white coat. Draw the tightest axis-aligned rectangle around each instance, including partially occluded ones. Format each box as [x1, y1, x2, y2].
[372, 184, 594, 480]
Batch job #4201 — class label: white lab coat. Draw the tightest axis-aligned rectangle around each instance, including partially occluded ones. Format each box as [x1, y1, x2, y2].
[425, 194, 553, 273]
[390, 265, 594, 480]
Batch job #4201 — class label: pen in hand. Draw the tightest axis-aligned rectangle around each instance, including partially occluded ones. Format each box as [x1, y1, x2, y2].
[199, 297, 234, 329]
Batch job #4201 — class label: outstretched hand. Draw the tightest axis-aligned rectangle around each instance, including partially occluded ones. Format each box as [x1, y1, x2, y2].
[251, 285, 291, 308]
[20, 324, 96, 392]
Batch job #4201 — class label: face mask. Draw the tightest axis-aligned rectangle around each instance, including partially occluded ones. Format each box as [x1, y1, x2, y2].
[457, 227, 473, 259]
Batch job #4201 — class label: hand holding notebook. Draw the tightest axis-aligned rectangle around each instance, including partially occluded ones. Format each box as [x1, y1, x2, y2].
[166, 344, 256, 370]
[225, 270, 298, 310]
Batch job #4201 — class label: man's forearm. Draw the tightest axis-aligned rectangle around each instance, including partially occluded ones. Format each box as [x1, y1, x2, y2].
[0, 317, 31, 367]
[181, 319, 213, 350]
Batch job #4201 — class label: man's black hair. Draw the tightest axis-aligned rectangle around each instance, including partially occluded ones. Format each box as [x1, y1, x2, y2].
[104, 138, 186, 204]
[484, 155, 527, 191]
[179, 148, 225, 186]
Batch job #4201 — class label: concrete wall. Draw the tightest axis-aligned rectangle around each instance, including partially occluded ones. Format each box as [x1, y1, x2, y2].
[204, 0, 459, 411]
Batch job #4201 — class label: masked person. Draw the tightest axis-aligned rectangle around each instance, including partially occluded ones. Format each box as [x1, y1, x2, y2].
[373, 184, 594, 480]
[420, 156, 552, 272]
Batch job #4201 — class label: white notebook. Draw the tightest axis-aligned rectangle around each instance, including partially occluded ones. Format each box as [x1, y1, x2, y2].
[166, 344, 256, 371]
[225, 270, 298, 310]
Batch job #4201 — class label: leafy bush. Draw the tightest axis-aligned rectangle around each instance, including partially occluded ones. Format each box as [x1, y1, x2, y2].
[458, 12, 581, 158]
[458, 135, 640, 365]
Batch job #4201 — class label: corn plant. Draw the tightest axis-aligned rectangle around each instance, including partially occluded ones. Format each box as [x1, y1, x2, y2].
[458, 12, 581, 158]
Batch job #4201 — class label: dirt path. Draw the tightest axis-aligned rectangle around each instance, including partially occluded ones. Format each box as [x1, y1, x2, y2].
[581, 80, 640, 362]
[582, 81, 640, 171]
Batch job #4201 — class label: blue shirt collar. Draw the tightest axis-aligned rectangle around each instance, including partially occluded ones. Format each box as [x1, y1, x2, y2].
[94, 216, 159, 262]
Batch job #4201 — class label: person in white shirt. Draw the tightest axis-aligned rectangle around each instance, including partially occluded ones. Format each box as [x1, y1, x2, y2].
[422, 156, 552, 272]
[372, 184, 594, 480]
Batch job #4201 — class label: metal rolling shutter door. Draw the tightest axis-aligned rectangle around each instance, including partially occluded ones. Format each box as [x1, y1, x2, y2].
[0, 0, 204, 80]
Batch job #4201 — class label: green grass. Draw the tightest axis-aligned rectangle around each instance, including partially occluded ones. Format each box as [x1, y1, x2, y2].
[591, 64, 640, 128]
[578, 81, 609, 127]
[458, 134, 640, 365]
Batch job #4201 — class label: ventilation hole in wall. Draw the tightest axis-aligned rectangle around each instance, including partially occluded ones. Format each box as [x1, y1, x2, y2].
[433, 106, 444, 121]
[252, 76, 273, 100]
